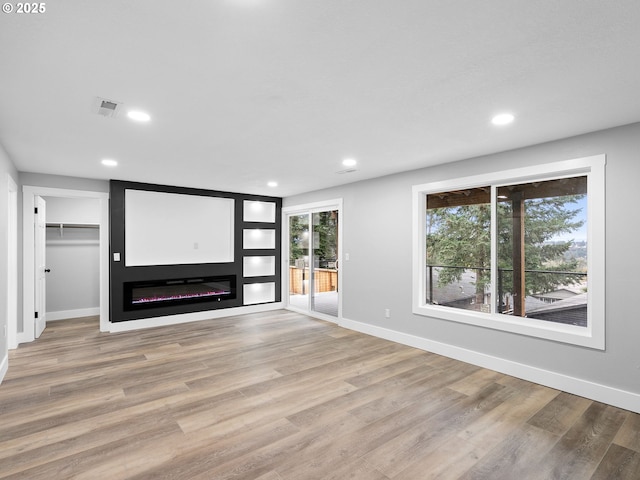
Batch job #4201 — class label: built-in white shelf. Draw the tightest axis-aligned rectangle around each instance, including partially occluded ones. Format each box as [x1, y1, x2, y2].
[243, 200, 276, 223]
[243, 282, 275, 305]
[243, 229, 276, 249]
[242, 201, 277, 305]
[243, 256, 276, 277]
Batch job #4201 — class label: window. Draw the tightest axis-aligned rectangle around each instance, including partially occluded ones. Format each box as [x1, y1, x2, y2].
[413, 155, 605, 349]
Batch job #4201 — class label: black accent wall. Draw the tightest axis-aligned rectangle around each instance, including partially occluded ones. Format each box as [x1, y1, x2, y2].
[109, 180, 282, 322]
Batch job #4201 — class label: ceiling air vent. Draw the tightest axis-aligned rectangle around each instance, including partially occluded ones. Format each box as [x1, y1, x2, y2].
[93, 97, 122, 118]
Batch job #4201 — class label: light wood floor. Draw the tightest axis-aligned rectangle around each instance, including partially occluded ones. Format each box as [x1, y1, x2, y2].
[1, 311, 639, 479]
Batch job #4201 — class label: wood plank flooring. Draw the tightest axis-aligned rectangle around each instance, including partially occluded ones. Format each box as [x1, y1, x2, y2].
[1, 311, 638, 479]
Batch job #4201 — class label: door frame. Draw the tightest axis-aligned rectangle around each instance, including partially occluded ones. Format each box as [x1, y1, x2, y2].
[20, 186, 109, 344]
[7, 175, 18, 349]
[282, 198, 343, 322]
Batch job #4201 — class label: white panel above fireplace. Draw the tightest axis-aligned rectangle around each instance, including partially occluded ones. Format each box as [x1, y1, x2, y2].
[125, 189, 234, 266]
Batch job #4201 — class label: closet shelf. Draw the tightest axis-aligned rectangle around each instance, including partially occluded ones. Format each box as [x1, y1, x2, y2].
[46, 223, 100, 239]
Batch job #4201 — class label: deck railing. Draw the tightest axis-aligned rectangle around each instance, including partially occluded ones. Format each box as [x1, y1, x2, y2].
[426, 264, 587, 313]
[289, 266, 338, 295]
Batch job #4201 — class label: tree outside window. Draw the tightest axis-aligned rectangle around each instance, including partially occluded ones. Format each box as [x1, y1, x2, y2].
[426, 176, 587, 327]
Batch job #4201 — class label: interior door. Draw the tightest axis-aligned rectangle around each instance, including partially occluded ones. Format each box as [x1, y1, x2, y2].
[34, 195, 47, 338]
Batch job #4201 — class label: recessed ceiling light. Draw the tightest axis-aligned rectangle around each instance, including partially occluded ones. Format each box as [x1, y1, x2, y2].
[342, 158, 357, 167]
[101, 159, 118, 167]
[491, 113, 515, 126]
[127, 110, 151, 122]
[267, 181, 278, 188]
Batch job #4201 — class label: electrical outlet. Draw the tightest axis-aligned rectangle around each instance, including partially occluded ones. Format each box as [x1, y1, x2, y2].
[384, 308, 390, 319]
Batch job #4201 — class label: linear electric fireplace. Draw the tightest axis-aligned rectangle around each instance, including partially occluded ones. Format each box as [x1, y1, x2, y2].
[123, 275, 236, 311]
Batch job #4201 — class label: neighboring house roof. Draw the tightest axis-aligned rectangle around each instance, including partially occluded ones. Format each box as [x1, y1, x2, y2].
[532, 282, 587, 301]
[527, 292, 588, 314]
[428, 268, 485, 306]
[526, 293, 588, 327]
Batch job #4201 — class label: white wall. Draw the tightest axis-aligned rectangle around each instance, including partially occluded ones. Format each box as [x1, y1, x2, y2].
[0, 143, 19, 382]
[284, 122, 640, 411]
[44, 196, 101, 224]
[19, 172, 110, 193]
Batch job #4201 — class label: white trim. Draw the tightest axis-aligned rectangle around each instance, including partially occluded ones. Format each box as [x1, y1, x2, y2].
[339, 316, 640, 414]
[107, 303, 283, 333]
[0, 353, 7, 385]
[282, 198, 343, 321]
[413, 155, 603, 195]
[47, 308, 100, 321]
[16, 328, 31, 345]
[412, 154, 605, 349]
[7, 175, 18, 349]
[21, 186, 110, 344]
[285, 305, 339, 324]
[282, 198, 344, 215]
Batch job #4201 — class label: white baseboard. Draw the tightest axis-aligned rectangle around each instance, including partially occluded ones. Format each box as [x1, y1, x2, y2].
[108, 302, 284, 333]
[340, 317, 640, 415]
[47, 308, 100, 321]
[0, 354, 8, 385]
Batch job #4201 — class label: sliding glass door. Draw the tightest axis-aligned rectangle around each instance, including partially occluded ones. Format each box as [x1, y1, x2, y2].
[288, 213, 310, 311]
[286, 203, 340, 319]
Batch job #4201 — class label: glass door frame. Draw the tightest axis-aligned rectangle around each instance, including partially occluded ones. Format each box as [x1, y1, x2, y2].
[282, 198, 343, 322]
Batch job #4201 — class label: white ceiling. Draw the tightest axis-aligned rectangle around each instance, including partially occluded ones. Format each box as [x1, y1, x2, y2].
[1, 1, 639, 197]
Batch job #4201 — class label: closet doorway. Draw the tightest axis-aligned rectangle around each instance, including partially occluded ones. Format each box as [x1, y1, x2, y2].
[21, 186, 109, 345]
[43, 197, 101, 322]
[284, 199, 342, 322]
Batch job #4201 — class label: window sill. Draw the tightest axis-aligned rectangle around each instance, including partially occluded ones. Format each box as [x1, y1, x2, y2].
[413, 302, 604, 349]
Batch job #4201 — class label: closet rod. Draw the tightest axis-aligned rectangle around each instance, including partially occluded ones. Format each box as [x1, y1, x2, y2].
[45, 223, 99, 229]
